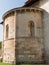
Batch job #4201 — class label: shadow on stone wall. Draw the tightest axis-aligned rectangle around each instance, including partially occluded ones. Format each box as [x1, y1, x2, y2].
[42, 10, 49, 63]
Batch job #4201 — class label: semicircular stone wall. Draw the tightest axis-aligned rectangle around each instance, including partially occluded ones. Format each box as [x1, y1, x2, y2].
[2, 8, 44, 63]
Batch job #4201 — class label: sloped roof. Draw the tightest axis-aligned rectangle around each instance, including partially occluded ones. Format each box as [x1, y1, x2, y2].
[23, 0, 39, 7]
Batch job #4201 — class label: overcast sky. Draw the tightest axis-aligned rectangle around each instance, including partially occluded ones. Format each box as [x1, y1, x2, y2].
[0, 0, 27, 41]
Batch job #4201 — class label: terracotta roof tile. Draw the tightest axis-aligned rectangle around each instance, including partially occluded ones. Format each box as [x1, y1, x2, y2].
[23, 0, 39, 7]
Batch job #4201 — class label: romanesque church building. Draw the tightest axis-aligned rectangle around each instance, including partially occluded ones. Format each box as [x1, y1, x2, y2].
[1, 0, 49, 64]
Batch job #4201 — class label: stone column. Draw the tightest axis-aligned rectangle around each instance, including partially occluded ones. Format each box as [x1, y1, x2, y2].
[14, 11, 17, 64]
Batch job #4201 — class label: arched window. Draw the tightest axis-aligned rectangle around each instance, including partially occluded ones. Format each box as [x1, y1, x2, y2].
[6, 24, 9, 39]
[29, 21, 34, 37]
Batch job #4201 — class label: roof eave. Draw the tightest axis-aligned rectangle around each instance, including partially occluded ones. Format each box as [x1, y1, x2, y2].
[23, 0, 39, 7]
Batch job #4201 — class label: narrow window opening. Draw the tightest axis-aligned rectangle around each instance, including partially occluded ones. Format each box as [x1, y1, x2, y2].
[29, 21, 34, 37]
[6, 24, 9, 39]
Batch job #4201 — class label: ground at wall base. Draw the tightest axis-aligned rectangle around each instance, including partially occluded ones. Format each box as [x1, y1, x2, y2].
[0, 62, 49, 65]
[0, 62, 12, 65]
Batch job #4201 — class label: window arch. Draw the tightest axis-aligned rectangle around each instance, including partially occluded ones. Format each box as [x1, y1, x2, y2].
[29, 21, 35, 37]
[6, 24, 9, 39]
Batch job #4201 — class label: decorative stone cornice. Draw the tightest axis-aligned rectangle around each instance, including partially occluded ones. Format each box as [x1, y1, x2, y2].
[2, 7, 43, 21]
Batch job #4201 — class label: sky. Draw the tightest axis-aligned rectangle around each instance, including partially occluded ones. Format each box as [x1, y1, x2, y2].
[0, 0, 27, 41]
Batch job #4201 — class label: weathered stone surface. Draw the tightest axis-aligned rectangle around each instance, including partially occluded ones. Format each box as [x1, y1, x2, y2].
[3, 39, 15, 63]
[4, 14, 15, 40]
[2, 8, 44, 63]
[2, 13, 15, 63]
[30, 0, 49, 63]
[16, 38, 44, 63]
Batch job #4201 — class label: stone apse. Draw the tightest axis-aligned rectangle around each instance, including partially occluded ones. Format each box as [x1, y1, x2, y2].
[2, 7, 44, 63]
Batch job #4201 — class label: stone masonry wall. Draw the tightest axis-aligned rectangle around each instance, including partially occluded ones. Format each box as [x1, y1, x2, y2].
[3, 39, 15, 63]
[30, 0, 49, 63]
[15, 10, 44, 63]
[4, 13, 15, 40]
[3, 13, 15, 63]
[16, 38, 44, 63]
[3, 8, 44, 63]
[17, 11, 43, 38]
